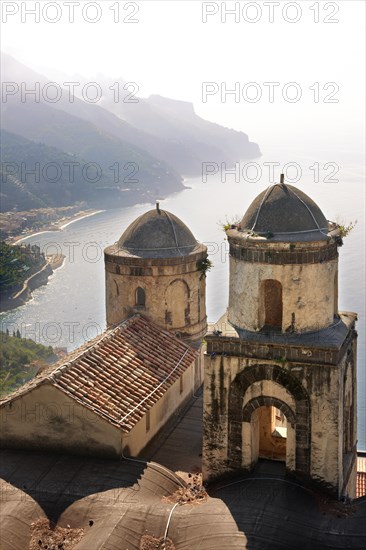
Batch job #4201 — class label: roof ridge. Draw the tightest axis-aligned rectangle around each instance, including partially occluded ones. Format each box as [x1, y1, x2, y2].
[286, 185, 323, 231]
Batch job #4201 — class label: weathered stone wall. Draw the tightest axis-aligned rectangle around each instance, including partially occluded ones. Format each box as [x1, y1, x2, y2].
[202, 327, 357, 498]
[105, 251, 207, 343]
[228, 257, 338, 333]
[339, 336, 358, 499]
[226, 236, 338, 333]
[202, 354, 310, 481]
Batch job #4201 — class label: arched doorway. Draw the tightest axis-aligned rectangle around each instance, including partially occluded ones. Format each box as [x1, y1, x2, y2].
[228, 364, 310, 476]
[258, 405, 287, 460]
[242, 396, 296, 471]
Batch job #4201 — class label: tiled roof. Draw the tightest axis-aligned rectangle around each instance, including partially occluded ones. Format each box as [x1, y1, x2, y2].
[357, 473, 366, 498]
[357, 456, 366, 498]
[0, 315, 197, 432]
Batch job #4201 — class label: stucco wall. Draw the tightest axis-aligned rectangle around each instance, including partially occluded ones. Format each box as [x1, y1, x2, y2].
[228, 257, 338, 332]
[0, 384, 122, 457]
[122, 361, 195, 456]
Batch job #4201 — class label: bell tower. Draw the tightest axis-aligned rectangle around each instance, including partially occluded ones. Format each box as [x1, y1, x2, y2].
[203, 177, 358, 499]
[104, 203, 208, 347]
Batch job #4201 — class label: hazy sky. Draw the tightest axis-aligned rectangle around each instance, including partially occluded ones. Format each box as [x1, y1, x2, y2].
[1, 1, 365, 150]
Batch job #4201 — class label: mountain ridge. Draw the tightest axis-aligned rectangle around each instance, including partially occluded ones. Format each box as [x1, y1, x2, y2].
[1, 52, 261, 212]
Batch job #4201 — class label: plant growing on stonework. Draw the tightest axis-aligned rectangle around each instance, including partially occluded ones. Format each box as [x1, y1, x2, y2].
[218, 215, 241, 232]
[275, 356, 287, 365]
[197, 256, 213, 279]
[336, 220, 357, 238]
[331, 219, 357, 246]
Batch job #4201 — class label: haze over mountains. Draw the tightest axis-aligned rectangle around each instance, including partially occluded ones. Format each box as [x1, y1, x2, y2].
[0, 53, 261, 212]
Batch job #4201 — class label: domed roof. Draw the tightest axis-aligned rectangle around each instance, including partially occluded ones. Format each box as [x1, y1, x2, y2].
[239, 183, 329, 241]
[117, 206, 198, 258]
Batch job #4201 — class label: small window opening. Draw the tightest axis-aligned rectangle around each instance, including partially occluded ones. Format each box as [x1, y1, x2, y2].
[135, 287, 145, 307]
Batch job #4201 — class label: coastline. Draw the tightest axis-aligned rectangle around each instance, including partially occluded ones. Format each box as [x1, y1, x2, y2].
[46, 253, 66, 271]
[58, 209, 105, 230]
[1, 208, 104, 312]
[0, 253, 65, 313]
[9, 209, 105, 245]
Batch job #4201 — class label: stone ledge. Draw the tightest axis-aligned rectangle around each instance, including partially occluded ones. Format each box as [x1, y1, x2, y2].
[229, 241, 338, 265]
[206, 313, 357, 366]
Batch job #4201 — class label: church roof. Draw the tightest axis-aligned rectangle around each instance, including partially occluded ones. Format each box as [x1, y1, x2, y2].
[116, 206, 199, 258]
[239, 183, 329, 241]
[0, 315, 197, 432]
[1, 448, 365, 549]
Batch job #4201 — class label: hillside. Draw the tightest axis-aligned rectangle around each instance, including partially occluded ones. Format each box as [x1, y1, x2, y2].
[1, 103, 183, 208]
[0, 241, 46, 296]
[0, 130, 113, 211]
[1, 53, 261, 186]
[104, 92, 261, 174]
[0, 331, 57, 396]
[49, 71, 261, 175]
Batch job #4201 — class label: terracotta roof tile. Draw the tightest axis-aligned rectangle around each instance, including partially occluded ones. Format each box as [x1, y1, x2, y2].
[0, 315, 197, 432]
[357, 472, 366, 498]
[357, 456, 366, 498]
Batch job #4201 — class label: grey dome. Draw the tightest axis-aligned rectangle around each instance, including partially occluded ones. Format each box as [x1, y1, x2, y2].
[117, 208, 198, 258]
[239, 183, 329, 241]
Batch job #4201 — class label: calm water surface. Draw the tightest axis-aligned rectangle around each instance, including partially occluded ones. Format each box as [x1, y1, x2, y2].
[1, 146, 365, 447]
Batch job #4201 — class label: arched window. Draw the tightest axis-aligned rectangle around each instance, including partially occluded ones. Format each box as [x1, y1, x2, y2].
[261, 279, 283, 330]
[165, 279, 190, 328]
[135, 287, 145, 307]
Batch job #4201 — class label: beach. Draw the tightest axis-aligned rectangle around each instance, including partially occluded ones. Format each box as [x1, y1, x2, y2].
[10, 209, 105, 245]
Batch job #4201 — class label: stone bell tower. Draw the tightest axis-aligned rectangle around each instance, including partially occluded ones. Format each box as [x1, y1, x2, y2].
[104, 203, 208, 347]
[203, 177, 358, 499]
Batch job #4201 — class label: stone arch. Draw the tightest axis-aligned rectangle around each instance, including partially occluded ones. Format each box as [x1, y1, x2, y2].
[242, 395, 296, 470]
[228, 363, 310, 476]
[242, 396, 296, 426]
[165, 279, 190, 328]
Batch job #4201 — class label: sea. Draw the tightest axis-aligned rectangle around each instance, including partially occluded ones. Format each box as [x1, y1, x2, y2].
[1, 145, 365, 448]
